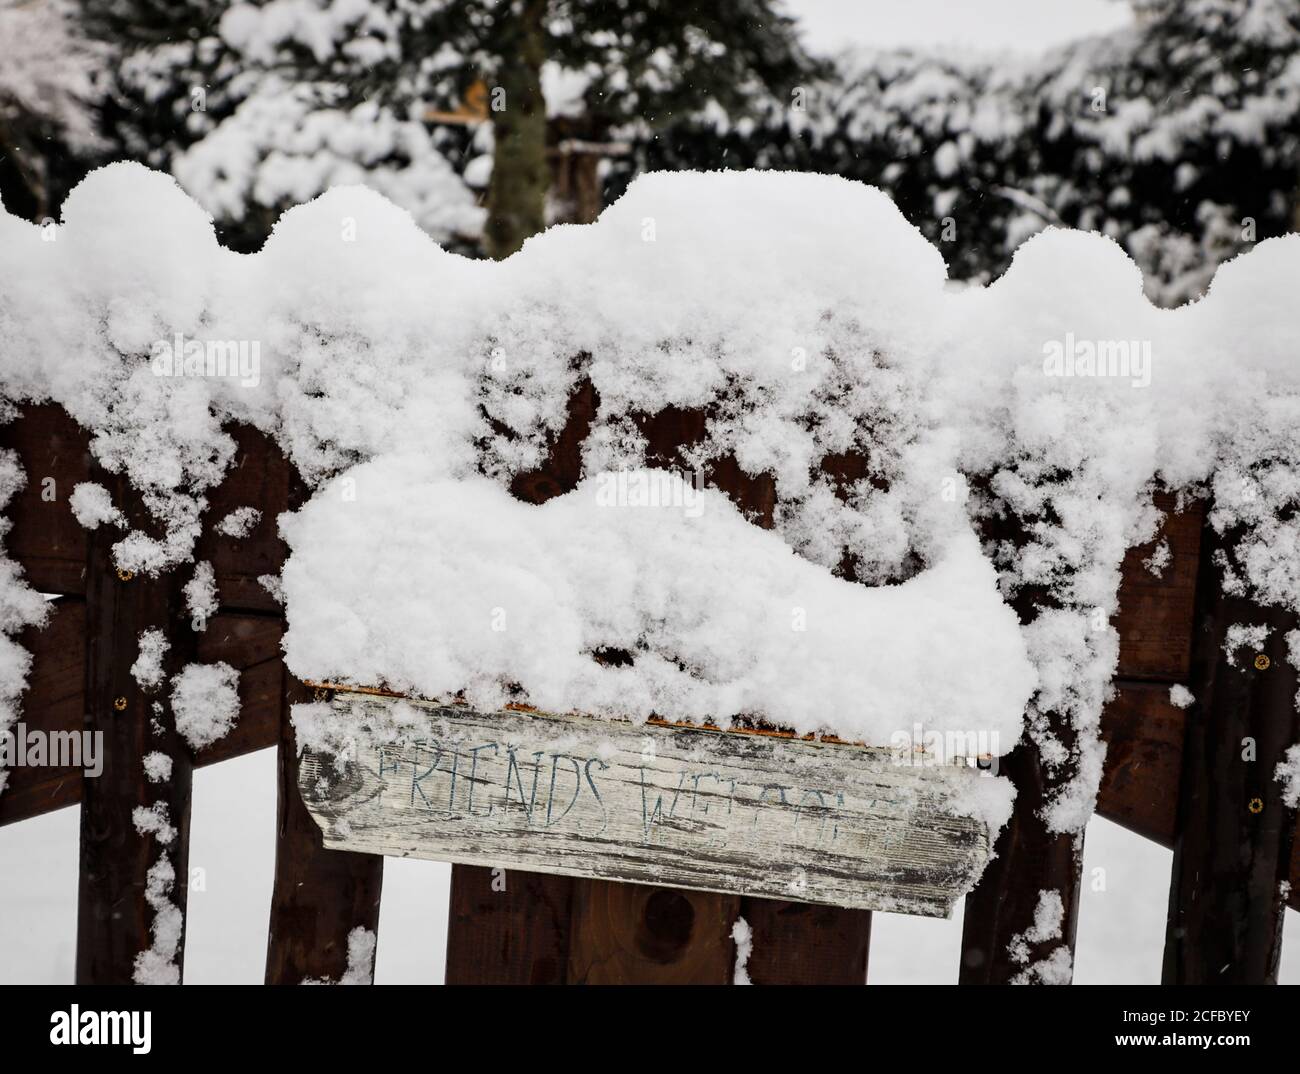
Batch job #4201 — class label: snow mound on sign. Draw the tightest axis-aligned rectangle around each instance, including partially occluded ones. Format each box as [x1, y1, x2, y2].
[281, 456, 1036, 748]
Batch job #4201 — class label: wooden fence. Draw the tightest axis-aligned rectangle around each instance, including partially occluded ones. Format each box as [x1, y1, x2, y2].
[1, 396, 1296, 984]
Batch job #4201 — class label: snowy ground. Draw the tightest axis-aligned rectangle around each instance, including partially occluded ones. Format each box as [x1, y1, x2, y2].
[2, 745, 1295, 984]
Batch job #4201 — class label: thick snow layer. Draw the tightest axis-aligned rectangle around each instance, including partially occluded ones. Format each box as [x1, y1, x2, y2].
[2, 165, 1300, 831]
[282, 461, 1036, 745]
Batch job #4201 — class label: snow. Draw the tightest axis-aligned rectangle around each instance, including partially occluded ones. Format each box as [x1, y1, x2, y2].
[69, 482, 124, 529]
[339, 926, 376, 985]
[0, 451, 47, 795]
[257, 573, 284, 604]
[1277, 744, 1300, 809]
[282, 466, 1035, 744]
[132, 802, 177, 845]
[0, 0, 105, 154]
[130, 629, 170, 691]
[1007, 888, 1072, 984]
[730, 916, 753, 985]
[132, 857, 182, 985]
[1224, 623, 1270, 666]
[2, 163, 1300, 841]
[303, 925, 376, 985]
[216, 506, 261, 538]
[170, 663, 241, 751]
[1143, 538, 1170, 577]
[173, 78, 483, 245]
[184, 561, 217, 632]
[1007, 888, 1064, 963]
[1168, 684, 1194, 710]
[143, 751, 174, 784]
[1011, 944, 1073, 985]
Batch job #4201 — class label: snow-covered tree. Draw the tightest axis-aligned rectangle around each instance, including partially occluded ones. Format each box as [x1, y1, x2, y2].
[390, 0, 820, 257]
[629, 0, 1300, 306]
[76, 0, 483, 249]
[73, 0, 817, 256]
[0, 0, 106, 220]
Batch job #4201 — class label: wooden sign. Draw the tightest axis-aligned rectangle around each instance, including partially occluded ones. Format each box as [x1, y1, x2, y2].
[297, 691, 999, 917]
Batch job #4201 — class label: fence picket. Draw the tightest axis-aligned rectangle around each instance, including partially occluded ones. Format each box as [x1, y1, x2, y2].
[958, 743, 1084, 984]
[262, 460, 384, 985]
[76, 472, 197, 984]
[1162, 524, 1300, 983]
[265, 676, 384, 984]
[445, 867, 574, 984]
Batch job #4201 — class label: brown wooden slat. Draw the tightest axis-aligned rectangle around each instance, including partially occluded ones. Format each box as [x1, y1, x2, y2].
[739, 897, 871, 985]
[265, 676, 384, 984]
[0, 403, 91, 595]
[191, 612, 283, 767]
[958, 741, 1084, 983]
[958, 490, 1206, 982]
[195, 425, 292, 614]
[1114, 493, 1203, 681]
[959, 507, 1086, 984]
[76, 473, 196, 984]
[445, 867, 573, 984]
[567, 882, 740, 984]
[1163, 524, 1300, 984]
[1097, 683, 1300, 914]
[0, 410, 289, 605]
[1095, 682, 1185, 847]
[0, 598, 86, 826]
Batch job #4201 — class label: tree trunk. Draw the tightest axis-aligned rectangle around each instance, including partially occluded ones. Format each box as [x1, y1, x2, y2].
[485, 0, 548, 260]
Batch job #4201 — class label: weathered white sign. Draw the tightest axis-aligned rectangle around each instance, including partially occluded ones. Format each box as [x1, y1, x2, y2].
[298, 691, 998, 916]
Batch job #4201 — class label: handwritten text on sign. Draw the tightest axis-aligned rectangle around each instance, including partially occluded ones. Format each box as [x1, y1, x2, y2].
[297, 693, 999, 916]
